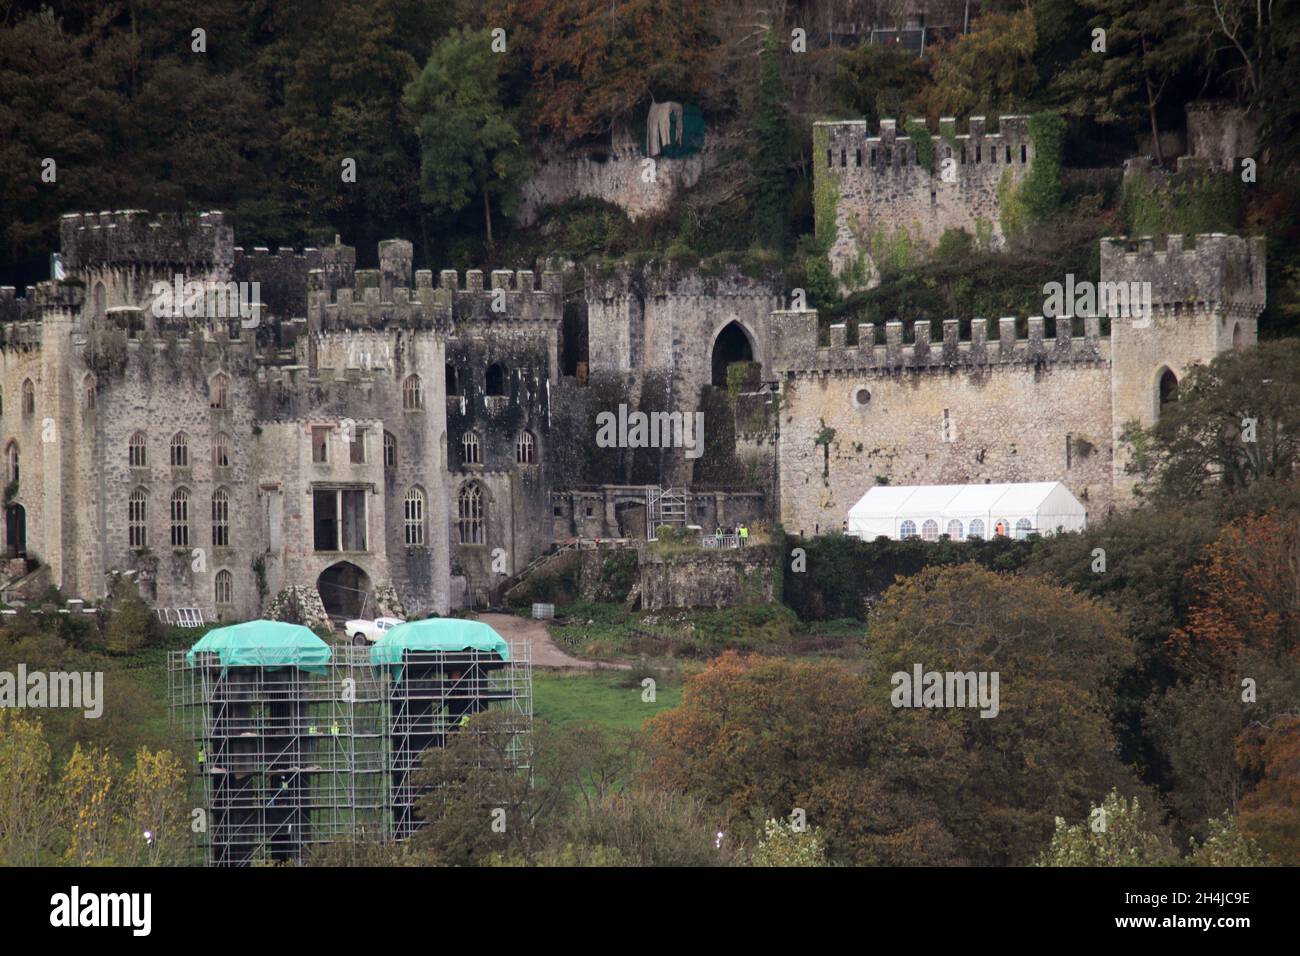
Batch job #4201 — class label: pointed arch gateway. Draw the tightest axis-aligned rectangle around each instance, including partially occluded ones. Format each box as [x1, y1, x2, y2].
[710, 321, 755, 387]
[317, 560, 371, 620]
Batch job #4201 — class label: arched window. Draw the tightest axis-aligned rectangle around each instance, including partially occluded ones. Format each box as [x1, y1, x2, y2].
[1158, 368, 1178, 407]
[899, 520, 917, 539]
[946, 519, 964, 541]
[93, 281, 107, 319]
[994, 519, 1009, 538]
[83, 373, 96, 410]
[128, 488, 148, 548]
[921, 519, 939, 542]
[4, 441, 17, 485]
[170, 432, 189, 468]
[515, 430, 535, 464]
[404, 486, 426, 546]
[445, 364, 459, 396]
[402, 374, 423, 410]
[212, 432, 231, 468]
[1232, 323, 1243, 350]
[485, 363, 507, 397]
[211, 488, 230, 547]
[457, 483, 484, 545]
[968, 519, 985, 539]
[214, 569, 233, 605]
[129, 432, 147, 468]
[170, 488, 190, 547]
[21, 379, 34, 418]
[383, 431, 396, 470]
[461, 431, 481, 465]
[210, 373, 229, 410]
[1015, 518, 1033, 540]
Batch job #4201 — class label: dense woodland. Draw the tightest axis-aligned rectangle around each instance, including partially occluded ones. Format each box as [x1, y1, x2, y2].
[0, 1, 1297, 867]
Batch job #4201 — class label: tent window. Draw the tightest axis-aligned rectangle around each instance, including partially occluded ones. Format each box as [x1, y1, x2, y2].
[946, 519, 964, 540]
[899, 520, 917, 539]
[921, 519, 939, 542]
[1015, 518, 1033, 540]
[968, 519, 985, 539]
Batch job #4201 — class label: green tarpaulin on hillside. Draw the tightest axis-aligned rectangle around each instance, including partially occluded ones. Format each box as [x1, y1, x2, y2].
[185, 620, 332, 674]
[370, 618, 509, 682]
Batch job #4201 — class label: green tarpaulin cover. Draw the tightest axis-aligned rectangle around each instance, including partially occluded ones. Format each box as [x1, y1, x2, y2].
[370, 618, 509, 681]
[185, 620, 332, 674]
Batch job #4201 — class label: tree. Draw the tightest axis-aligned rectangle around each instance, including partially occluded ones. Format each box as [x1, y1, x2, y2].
[1053, 0, 1201, 163]
[1235, 715, 1300, 864]
[1037, 789, 1177, 866]
[481, 0, 717, 143]
[914, 11, 1040, 121]
[405, 29, 524, 250]
[60, 743, 117, 866]
[751, 29, 789, 250]
[1123, 341, 1300, 502]
[0, 710, 55, 866]
[115, 748, 191, 866]
[751, 817, 828, 867]
[103, 575, 157, 655]
[1186, 813, 1272, 866]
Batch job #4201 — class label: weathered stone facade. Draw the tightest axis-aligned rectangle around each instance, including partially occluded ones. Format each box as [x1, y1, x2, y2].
[0, 211, 563, 621]
[769, 233, 1266, 535]
[815, 115, 1033, 288]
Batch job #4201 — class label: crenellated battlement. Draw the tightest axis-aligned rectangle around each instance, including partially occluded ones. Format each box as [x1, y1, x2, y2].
[1100, 233, 1266, 316]
[769, 310, 1108, 377]
[816, 115, 1032, 174]
[60, 210, 233, 272]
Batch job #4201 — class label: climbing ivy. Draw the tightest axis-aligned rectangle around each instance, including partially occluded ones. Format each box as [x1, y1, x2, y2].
[905, 118, 935, 173]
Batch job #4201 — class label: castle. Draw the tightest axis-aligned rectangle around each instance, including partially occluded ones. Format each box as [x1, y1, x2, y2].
[0, 121, 1266, 622]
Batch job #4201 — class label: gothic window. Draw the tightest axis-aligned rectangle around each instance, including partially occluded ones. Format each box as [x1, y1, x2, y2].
[4, 441, 17, 484]
[84, 373, 96, 410]
[129, 432, 147, 468]
[383, 431, 396, 470]
[211, 487, 230, 547]
[212, 432, 231, 468]
[515, 430, 535, 464]
[921, 519, 939, 542]
[462, 431, 481, 465]
[485, 363, 507, 397]
[93, 281, 107, 319]
[211, 373, 229, 410]
[404, 486, 426, 546]
[171, 488, 191, 547]
[214, 569, 233, 604]
[457, 483, 484, 545]
[402, 374, 423, 410]
[21, 379, 34, 418]
[170, 432, 189, 468]
[129, 488, 148, 548]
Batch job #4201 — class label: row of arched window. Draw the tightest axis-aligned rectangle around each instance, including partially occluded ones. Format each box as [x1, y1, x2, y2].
[898, 517, 1034, 541]
[127, 487, 234, 549]
[460, 430, 536, 465]
[128, 431, 232, 469]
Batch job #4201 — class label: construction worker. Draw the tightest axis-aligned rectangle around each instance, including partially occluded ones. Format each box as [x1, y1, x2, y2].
[738, 524, 749, 547]
[330, 720, 340, 737]
[714, 525, 722, 539]
[308, 722, 318, 736]
[459, 712, 471, 730]
[197, 747, 205, 769]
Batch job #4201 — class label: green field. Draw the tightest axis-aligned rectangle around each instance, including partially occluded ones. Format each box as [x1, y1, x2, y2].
[532, 671, 682, 732]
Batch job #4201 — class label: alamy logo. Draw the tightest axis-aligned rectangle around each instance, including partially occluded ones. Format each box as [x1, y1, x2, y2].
[1042, 274, 1152, 323]
[595, 404, 705, 460]
[50, 886, 151, 936]
[891, 664, 1000, 718]
[151, 274, 261, 326]
[0, 666, 103, 718]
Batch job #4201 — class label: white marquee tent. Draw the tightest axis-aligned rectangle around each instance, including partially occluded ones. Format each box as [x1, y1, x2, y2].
[846, 482, 1087, 541]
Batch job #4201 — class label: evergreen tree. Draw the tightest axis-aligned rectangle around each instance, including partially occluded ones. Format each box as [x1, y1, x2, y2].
[751, 29, 788, 250]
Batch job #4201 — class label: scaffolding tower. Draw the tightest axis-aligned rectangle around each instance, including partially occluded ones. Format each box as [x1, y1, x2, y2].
[168, 642, 531, 866]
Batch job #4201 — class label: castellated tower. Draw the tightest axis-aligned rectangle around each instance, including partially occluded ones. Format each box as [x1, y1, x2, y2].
[814, 115, 1032, 290]
[1105, 233, 1266, 501]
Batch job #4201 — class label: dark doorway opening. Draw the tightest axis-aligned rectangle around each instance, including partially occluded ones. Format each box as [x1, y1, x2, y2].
[317, 561, 370, 620]
[711, 322, 754, 387]
[5, 504, 25, 557]
[485, 363, 507, 396]
[561, 302, 589, 382]
[1159, 368, 1178, 407]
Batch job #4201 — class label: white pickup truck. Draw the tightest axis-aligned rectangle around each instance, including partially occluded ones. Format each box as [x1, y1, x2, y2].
[345, 616, 405, 646]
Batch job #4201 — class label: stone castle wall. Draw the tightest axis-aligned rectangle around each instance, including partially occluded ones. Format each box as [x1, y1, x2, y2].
[816, 116, 1032, 288]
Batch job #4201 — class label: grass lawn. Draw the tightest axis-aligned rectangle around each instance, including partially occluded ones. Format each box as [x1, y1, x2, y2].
[533, 670, 682, 733]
